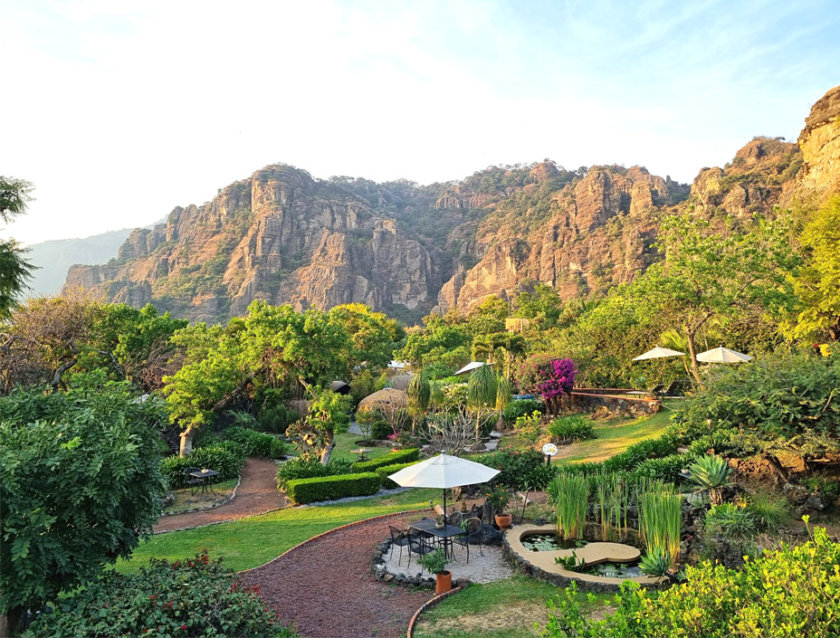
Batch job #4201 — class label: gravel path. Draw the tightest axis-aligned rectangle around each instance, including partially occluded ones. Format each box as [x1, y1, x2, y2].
[240, 512, 432, 638]
[153, 458, 287, 533]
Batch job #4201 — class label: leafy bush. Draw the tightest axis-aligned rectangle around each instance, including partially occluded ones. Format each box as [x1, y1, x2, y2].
[285, 472, 382, 504]
[356, 408, 391, 440]
[376, 461, 420, 489]
[161, 445, 245, 488]
[517, 355, 576, 402]
[602, 435, 680, 473]
[632, 454, 693, 484]
[222, 426, 288, 458]
[548, 414, 595, 444]
[351, 448, 420, 473]
[275, 456, 352, 488]
[543, 523, 840, 637]
[258, 404, 299, 434]
[25, 552, 295, 637]
[704, 503, 758, 539]
[502, 398, 544, 425]
[477, 448, 546, 491]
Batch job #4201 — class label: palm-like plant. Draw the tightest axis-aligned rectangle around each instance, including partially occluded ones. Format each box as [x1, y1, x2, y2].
[406, 370, 430, 434]
[689, 453, 731, 505]
[467, 364, 497, 442]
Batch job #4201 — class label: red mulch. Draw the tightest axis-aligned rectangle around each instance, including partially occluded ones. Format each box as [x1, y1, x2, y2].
[153, 458, 287, 533]
[240, 512, 432, 638]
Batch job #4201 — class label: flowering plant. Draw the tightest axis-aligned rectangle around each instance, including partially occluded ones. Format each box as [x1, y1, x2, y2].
[517, 355, 576, 401]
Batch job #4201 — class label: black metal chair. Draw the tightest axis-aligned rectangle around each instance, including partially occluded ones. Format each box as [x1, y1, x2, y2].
[388, 526, 411, 565]
[183, 467, 202, 495]
[406, 531, 435, 570]
[452, 517, 484, 564]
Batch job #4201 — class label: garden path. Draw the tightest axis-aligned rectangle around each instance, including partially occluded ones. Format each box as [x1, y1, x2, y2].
[153, 458, 286, 533]
[240, 512, 432, 638]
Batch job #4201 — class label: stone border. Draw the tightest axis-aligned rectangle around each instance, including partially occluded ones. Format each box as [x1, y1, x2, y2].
[372, 538, 438, 588]
[158, 474, 243, 519]
[406, 585, 464, 638]
[503, 524, 666, 592]
[238, 508, 427, 576]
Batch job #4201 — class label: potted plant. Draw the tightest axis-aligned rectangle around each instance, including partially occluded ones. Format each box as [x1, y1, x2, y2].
[417, 548, 453, 595]
[486, 484, 512, 529]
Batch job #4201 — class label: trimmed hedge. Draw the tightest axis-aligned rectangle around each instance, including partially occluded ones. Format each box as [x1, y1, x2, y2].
[161, 445, 245, 488]
[351, 448, 420, 473]
[275, 456, 353, 488]
[285, 472, 382, 504]
[376, 461, 420, 489]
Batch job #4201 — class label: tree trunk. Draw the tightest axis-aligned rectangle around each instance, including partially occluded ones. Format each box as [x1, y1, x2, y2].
[179, 424, 196, 457]
[320, 438, 335, 465]
[685, 330, 703, 386]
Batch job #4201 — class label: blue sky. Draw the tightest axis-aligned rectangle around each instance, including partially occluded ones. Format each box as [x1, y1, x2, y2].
[2, 0, 839, 244]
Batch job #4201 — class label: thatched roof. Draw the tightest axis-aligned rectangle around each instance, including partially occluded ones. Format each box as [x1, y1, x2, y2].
[357, 388, 407, 413]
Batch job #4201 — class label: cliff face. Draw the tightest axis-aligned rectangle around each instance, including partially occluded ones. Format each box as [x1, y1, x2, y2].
[64, 85, 840, 323]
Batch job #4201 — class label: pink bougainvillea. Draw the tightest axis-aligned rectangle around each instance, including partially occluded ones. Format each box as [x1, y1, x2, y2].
[517, 355, 576, 402]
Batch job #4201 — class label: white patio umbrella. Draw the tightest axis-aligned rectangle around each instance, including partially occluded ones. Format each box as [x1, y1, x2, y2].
[454, 361, 492, 376]
[388, 453, 500, 518]
[632, 346, 685, 361]
[695, 346, 753, 363]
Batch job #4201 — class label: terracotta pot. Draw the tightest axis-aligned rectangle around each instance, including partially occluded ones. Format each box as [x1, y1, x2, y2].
[495, 513, 512, 529]
[435, 570, 452, 595]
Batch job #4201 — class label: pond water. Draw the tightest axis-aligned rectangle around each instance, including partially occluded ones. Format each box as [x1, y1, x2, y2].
[521, 533, 644, 578]
[522, 533, 586, 551]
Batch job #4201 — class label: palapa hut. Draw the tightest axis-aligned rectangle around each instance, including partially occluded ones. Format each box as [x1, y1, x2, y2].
[357, 388, 407, 414]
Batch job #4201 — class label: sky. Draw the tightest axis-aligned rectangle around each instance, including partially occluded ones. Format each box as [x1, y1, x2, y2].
[2, 0, 839, 245]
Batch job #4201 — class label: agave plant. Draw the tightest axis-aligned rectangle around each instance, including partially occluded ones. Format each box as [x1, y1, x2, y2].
[639, 546, 671, 577]
[689, 453, 731, 505]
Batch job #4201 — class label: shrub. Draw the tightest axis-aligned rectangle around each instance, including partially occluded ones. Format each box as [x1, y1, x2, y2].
[25, 553, 295, 637]
[517, 355, 576, 404]
[502, 398, 544, 425]
[275, 456, 352, 488]
[376, 461, 420, 489]
[704, 503, 757, 539]
[632, 454, 694, 484]
[514, 410, 544, 445]
[745, 492, 788, 532]
[356, 408, 391, 440]
[255, 387, 299, 434]
[476, 448, 545, 491]
[222, 426, 288, 458]
[351, 448, 420, 473]
[161, 445, 245, 488]
[285, 472, 382, 504]
[602, 435, 680, 473]
[548, 414, 595, 444]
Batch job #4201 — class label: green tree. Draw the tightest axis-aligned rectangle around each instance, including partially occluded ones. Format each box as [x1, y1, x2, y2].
[784, 196, 840, 342]
[0, 177, 34, 319]
[327, 303, 403, 370]
[632, 214, 798, 384]
[0, 381, 166, 633]
[285, 387, 351, 463]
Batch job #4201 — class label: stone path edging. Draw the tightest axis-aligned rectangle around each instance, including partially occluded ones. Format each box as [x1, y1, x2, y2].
[157, 474, 243, 520]
[406, 586, 464, 638]
[238, 508, 427, 575]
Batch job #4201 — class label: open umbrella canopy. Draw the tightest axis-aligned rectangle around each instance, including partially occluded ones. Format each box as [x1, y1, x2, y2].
[454, 361, 492, 376]
[696, 346, 753, 363]
[632, 346, 685, 361]
[388, 453, 500, 489]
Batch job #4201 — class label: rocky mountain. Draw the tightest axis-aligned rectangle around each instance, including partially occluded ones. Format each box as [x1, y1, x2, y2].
[64, 85, 840, 324]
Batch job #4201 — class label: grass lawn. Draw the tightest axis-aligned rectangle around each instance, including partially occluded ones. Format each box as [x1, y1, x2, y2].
[162, 478, 239, 515]
[119, 487, 438, 574]
[412, 575, 613, 637]
[551, 400, 683, 465]
[330, 430, 393, 464]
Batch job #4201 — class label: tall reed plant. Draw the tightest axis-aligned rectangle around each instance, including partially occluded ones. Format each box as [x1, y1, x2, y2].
[548, 474, 589, 541]
[638, 486, 682, 569]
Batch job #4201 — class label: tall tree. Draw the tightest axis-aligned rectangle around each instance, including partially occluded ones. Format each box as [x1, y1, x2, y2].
[0, 177, 34, 319]
[632, 214, 798, 384]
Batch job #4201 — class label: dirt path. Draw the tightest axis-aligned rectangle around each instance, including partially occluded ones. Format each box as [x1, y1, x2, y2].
[240, 512, 432, 638]
[153, 457, 287, 533]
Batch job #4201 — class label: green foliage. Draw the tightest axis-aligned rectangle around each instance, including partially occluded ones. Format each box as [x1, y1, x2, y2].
[477, 448, 547, 491]
[484, 484, 511, 516]
[0, 383, 166, 615]
[638, 485, 682, 567]
[397, 317, 472, 369]
[632, 454, 692, 484]
[639, 546, 671, 577]
[255, 388, 299, 434]
[286, 388, 352, 461]
[327, 303, 403, 370]
[514, 410, 544, 446]
[672, 352, 840, 461]
[542, 523, 840, 637]
[0, 176, 34, 319]
[351, 447, 420, 473]
[355, 407, 392, 439]
[744, 493, 788, 532]
[407, 369, 431, 419]
[161, 445, 245, 488]
[376, 461, 420, 489]
[704, 503, 757, 540]
[467, 363, 498, 409]
[589, 471, 631, 540]
[221, 426, 288, 459]
[502, 398, 544, 425]
[285, 472, 382, 504]
[548, 414, 595, 444]
[274, 456, 352, 488]
[417, 547, 451, 574]
[688, 454, 731, 504]
[548, 474, 589, 541]
[602, 435, 680, 473]
[26, 552, 295, 637]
